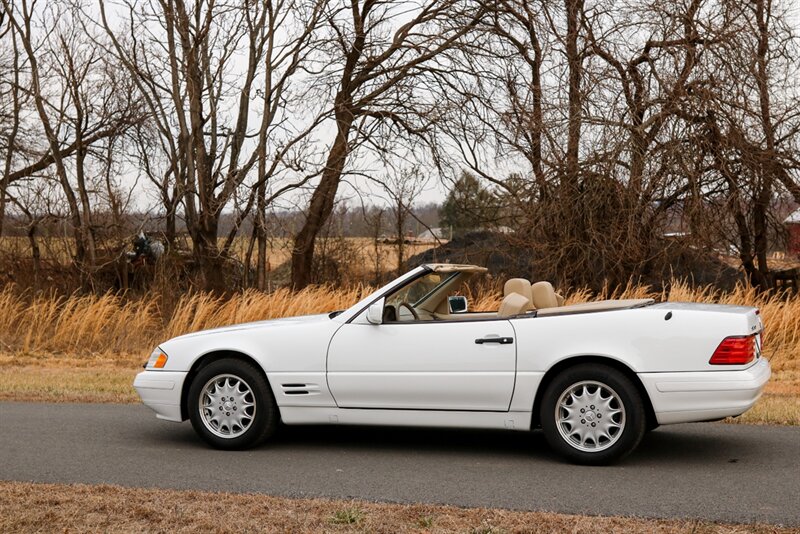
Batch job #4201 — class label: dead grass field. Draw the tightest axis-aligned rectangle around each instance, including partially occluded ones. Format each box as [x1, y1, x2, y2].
[0, 235, 437, 284]
[0, 481, 794, 534]
[242, 236, 439, 276]
[0, 281, 797, 424]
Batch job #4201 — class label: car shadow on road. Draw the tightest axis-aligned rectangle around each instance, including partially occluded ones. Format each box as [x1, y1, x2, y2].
[275, 423, 750, 465]
[142, 419, 759, 467]
[275, 424, 553, 458]
[628, 424, 760, 466]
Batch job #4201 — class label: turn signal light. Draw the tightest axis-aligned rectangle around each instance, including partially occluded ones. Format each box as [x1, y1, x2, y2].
[710, 335, 755, 365]
[153, 353, 168, 368]
[146, 349, 169, 369]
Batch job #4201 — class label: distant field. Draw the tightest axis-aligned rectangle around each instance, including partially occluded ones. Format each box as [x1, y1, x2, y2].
[0, 281, 797, 424]
[0, 235, 440, 285]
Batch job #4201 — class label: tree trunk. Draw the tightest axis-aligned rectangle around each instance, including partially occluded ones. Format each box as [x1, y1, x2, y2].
[396, 197, 405, 278]
[752, 0, 775, 286]
[165, 202, 177, 247]
[527, 18, 546, 198]
[244, 221, 257, 288]
[563, 0, 583, 193]
[27, 219, 41, 291]
[0, 166, 10, 241]
[255, 93, 269, 291]
[74, 143, 97, 267]
[172, 0, 222, 291]
[256, 182, 268, 291]
[194, 217, 225, 292]
[290, 106, 354, 289]
[0, 27, 21, 240]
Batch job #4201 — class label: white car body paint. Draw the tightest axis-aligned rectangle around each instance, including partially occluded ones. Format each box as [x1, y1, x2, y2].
[134, 265, 770, 430]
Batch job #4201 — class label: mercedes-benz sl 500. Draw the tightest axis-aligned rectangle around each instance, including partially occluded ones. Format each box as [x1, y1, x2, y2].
[134, 264, 770, 464]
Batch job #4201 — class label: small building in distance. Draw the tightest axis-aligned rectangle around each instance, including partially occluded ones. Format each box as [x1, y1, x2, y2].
[786, 208, 800, 256]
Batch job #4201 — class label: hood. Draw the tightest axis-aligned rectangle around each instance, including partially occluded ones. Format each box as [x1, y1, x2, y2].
[168, 313, 332, 341]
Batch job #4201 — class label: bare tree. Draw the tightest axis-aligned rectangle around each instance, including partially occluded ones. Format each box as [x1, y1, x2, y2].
[683, 0, 800, 287]
[98, 0, 327, 290]
[2, 1, 144, 275]
[435, 0, 800, 289]
[289, 0, 487, 288]
[372, 167, 427, 276]
[2, 0, 800, 296]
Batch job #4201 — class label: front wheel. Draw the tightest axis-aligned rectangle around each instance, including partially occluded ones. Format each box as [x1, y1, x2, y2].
[188, 359, 277, 450]
[540, 364, 646, 465]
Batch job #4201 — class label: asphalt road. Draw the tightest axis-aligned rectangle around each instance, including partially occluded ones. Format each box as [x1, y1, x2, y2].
[1, 402, 798, 526]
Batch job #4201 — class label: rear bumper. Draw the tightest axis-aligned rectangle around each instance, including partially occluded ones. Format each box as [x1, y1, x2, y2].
[133, 370, 187, 422]
[639, 357, 771, 425]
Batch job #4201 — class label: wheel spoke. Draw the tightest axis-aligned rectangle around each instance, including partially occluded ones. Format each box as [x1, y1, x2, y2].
[199, 373, 257, 439]
[555, 379, 626, 453]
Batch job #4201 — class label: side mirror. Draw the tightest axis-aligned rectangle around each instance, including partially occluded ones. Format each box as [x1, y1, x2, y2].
[448, 295, 468, 314]
[366, 298, 384, 324]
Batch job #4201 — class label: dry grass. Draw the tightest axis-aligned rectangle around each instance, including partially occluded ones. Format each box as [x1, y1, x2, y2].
[0, 280, 797, 367]
[0, 286, 373, 355]
[726, 392, 800, 426]
[0, 481, 794, 534]
[0, 280, 797, 423]
[0, 351, 142, 402]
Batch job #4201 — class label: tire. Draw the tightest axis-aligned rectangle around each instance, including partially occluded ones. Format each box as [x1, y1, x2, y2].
[188, 358, 278, 450]
[539, 363, 646, 465]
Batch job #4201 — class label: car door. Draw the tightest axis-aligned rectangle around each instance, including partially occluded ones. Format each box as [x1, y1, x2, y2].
[326, 319, 517, 411]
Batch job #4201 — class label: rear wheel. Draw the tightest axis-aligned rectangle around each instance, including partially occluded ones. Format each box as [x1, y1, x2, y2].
[540, 363, 646, 465]
[188, 359, 277, 450]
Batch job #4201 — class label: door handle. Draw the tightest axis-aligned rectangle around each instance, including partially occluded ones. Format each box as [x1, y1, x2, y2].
[475, 336, 514, 345]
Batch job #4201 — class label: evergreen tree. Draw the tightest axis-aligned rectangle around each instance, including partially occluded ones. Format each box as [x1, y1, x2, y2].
[439, 171, 500, 237]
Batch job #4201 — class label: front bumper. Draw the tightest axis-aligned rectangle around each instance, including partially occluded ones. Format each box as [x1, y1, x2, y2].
[639, 357, 771, 424]
[133, 370, 187, 422]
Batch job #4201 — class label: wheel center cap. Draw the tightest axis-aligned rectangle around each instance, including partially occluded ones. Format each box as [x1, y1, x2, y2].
[223, 401, 233, 410]
[585, 411, 596, 422]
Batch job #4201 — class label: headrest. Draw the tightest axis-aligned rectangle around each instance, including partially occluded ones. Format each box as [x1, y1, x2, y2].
[504, 278, 534, 310]
[498, 292, 531, 318]
[531, 281, 559, 309]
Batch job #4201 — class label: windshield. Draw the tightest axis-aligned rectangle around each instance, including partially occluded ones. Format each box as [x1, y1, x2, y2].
[385, 271, 452, 308]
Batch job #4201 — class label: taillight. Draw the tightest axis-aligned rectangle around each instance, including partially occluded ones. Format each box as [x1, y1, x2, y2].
[710, 335, 755, 365]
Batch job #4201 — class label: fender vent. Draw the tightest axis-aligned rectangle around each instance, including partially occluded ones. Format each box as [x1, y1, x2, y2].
[280, 383, 321, 396]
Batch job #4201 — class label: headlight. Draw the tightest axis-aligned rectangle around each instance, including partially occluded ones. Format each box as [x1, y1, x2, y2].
[145, 348, 168, 369]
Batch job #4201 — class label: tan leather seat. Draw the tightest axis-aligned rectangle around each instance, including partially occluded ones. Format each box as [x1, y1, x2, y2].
[531, 281, 559, 309]
[503, 278, 535, 310]
[497, 292, 530, 318]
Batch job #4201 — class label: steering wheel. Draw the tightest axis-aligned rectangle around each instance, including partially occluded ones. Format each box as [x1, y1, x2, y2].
[397, 301, 420, 321]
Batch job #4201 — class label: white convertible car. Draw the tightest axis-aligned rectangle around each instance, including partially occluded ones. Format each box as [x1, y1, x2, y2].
[134, 264, 770, 464]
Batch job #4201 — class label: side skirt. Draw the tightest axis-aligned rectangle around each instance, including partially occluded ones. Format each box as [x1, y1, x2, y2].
[279, 406, 533, 431]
